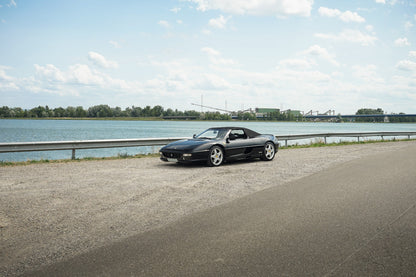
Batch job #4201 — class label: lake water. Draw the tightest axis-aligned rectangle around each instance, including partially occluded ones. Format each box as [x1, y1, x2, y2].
[1, 119, 415, 161]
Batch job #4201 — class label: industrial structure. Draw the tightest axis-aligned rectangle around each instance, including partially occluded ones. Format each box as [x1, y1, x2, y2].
[184, 103, 416, 122]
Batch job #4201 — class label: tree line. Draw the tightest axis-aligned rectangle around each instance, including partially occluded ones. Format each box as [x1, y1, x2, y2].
[0, 105, 305, 121]
[0, 105, 414, 122]
[0, 104, 300, 121]
[355, 108, 416, 123]
[0, 105, 200, 119]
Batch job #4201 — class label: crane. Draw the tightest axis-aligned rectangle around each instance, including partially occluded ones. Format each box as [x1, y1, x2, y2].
[304, 110, 319, 116]
[320, 110, 336, 116]
[191, 103, 234, 114]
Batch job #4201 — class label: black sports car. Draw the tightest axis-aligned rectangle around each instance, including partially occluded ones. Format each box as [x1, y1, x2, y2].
[160, 127, 279, 166]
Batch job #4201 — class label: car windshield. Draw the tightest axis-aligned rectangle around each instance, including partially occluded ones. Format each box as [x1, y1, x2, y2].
[196, 128, 228, 140]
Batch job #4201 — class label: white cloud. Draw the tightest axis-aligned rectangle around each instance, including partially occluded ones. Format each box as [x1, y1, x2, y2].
[366, 25, 374, 32]
[34, 64, 66, 82]
[318, 7, 365, 23]
[88, 51, 118, 69]
[7, 0, 16, 7]
[375, 0, 399, 4]
[170, 7, 181, 13]
[301, 45, 339, 66]
[0, 66, 13, 81]
[278, 59, 311, 69]
[202, 29, 212, 35]
[315, 29, 377, 46]
[4, 48, 416, 114]
[109, 40, 121, 48]
[318, 7, 340, 17]
[352, 64, 384, 83]
[209, 15, 231, 29]
[69, 64, 106, 86]
[33, 63, 132, 95]
[194, 73, 231, 90]
[409, 51, 416, 58]
[201, 47, 237, 65]
[158, 20, 170, 28]
[394, 37, 410, 47]
[396, 60, 416, 71]
[201, 47, 220, 56]
[0, 66, 19, 90]
[186, 0, 313, 17]
[339, 11, 365, 23]
[212, 57, 237, 66]
[405, 21, 413, 30]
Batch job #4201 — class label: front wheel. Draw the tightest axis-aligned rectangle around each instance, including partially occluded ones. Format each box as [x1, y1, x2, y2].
[261, 142, 275, 161]
[207, 146, 224, 167]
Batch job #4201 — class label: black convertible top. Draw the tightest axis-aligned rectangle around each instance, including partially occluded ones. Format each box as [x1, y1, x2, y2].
[210, 127, 261, 138]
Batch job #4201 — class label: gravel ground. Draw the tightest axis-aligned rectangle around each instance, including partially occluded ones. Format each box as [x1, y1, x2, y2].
[1, 141, 415, 276]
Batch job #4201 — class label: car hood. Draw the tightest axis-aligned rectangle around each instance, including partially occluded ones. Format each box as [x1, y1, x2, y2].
[162, 139, 213, 151]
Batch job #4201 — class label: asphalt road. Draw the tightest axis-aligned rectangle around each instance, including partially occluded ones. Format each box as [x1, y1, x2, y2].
[26, 144, 416, 276]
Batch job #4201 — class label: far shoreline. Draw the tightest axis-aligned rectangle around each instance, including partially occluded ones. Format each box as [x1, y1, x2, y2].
[1, 117, 415, 124]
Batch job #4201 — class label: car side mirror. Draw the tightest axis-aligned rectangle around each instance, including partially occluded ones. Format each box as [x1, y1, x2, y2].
[228, 133, 236, 141]
[193, 134, 196, 138]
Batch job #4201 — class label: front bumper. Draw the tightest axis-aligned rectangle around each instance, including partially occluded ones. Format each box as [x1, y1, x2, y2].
[160, 150, 208, 163]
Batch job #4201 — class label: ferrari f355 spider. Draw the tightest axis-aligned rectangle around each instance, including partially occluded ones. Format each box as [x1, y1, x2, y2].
[160, 127, 279, 166]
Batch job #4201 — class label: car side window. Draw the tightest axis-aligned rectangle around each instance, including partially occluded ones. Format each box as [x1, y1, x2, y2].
[230, 129, 247, 139]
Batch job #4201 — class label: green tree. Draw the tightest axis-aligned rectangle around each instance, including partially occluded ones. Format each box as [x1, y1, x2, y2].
[0, 106, 11, 117]
[75, 106, 87, 117]
[151, 105, 164, 117]
[112, 106, 123, 117]
[53, 107, 66, 117]
[131, 106, 142, 117]
[88, 105, 113, 117]
[29, 106, 47, 118]
[356, 108, 384, 122]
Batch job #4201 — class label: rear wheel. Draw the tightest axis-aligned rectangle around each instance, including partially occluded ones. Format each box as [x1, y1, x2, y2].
[261, 142, 275, 161]
[207, 146, 224, 167]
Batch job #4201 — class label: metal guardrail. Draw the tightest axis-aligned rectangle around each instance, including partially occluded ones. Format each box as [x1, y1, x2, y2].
[0, 137, 188, 160]
[275, 131, 416, 147]
[0, 132, 415, 160]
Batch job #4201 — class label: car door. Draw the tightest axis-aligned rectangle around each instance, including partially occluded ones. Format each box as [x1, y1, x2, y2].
[225, 129, 250, 159]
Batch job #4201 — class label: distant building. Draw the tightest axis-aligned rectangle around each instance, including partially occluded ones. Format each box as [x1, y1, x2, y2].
[255, 108, 280, 118]
[283, 109, 302, 117]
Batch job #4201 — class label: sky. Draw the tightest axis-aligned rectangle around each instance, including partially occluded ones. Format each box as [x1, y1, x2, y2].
[0, 0, 415, 114]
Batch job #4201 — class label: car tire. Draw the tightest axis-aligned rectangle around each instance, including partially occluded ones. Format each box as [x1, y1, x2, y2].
[207, 146, 224, 167]
[261, 142, 275, 161]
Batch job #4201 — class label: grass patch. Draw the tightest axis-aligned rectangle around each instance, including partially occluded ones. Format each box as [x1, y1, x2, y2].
[280, 137, 415, 149]
[0, 153, 159, 167]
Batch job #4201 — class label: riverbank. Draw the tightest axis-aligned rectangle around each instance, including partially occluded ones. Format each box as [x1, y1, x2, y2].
[1, 141, 415, 276]
[2, 117, 416, 123]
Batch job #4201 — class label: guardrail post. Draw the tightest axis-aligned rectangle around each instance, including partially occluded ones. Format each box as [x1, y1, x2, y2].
[72, 149, 76, 160]
[324, 137, 327, 144]
[357, 136, 360, 143]
[285, 139, 288, 147]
